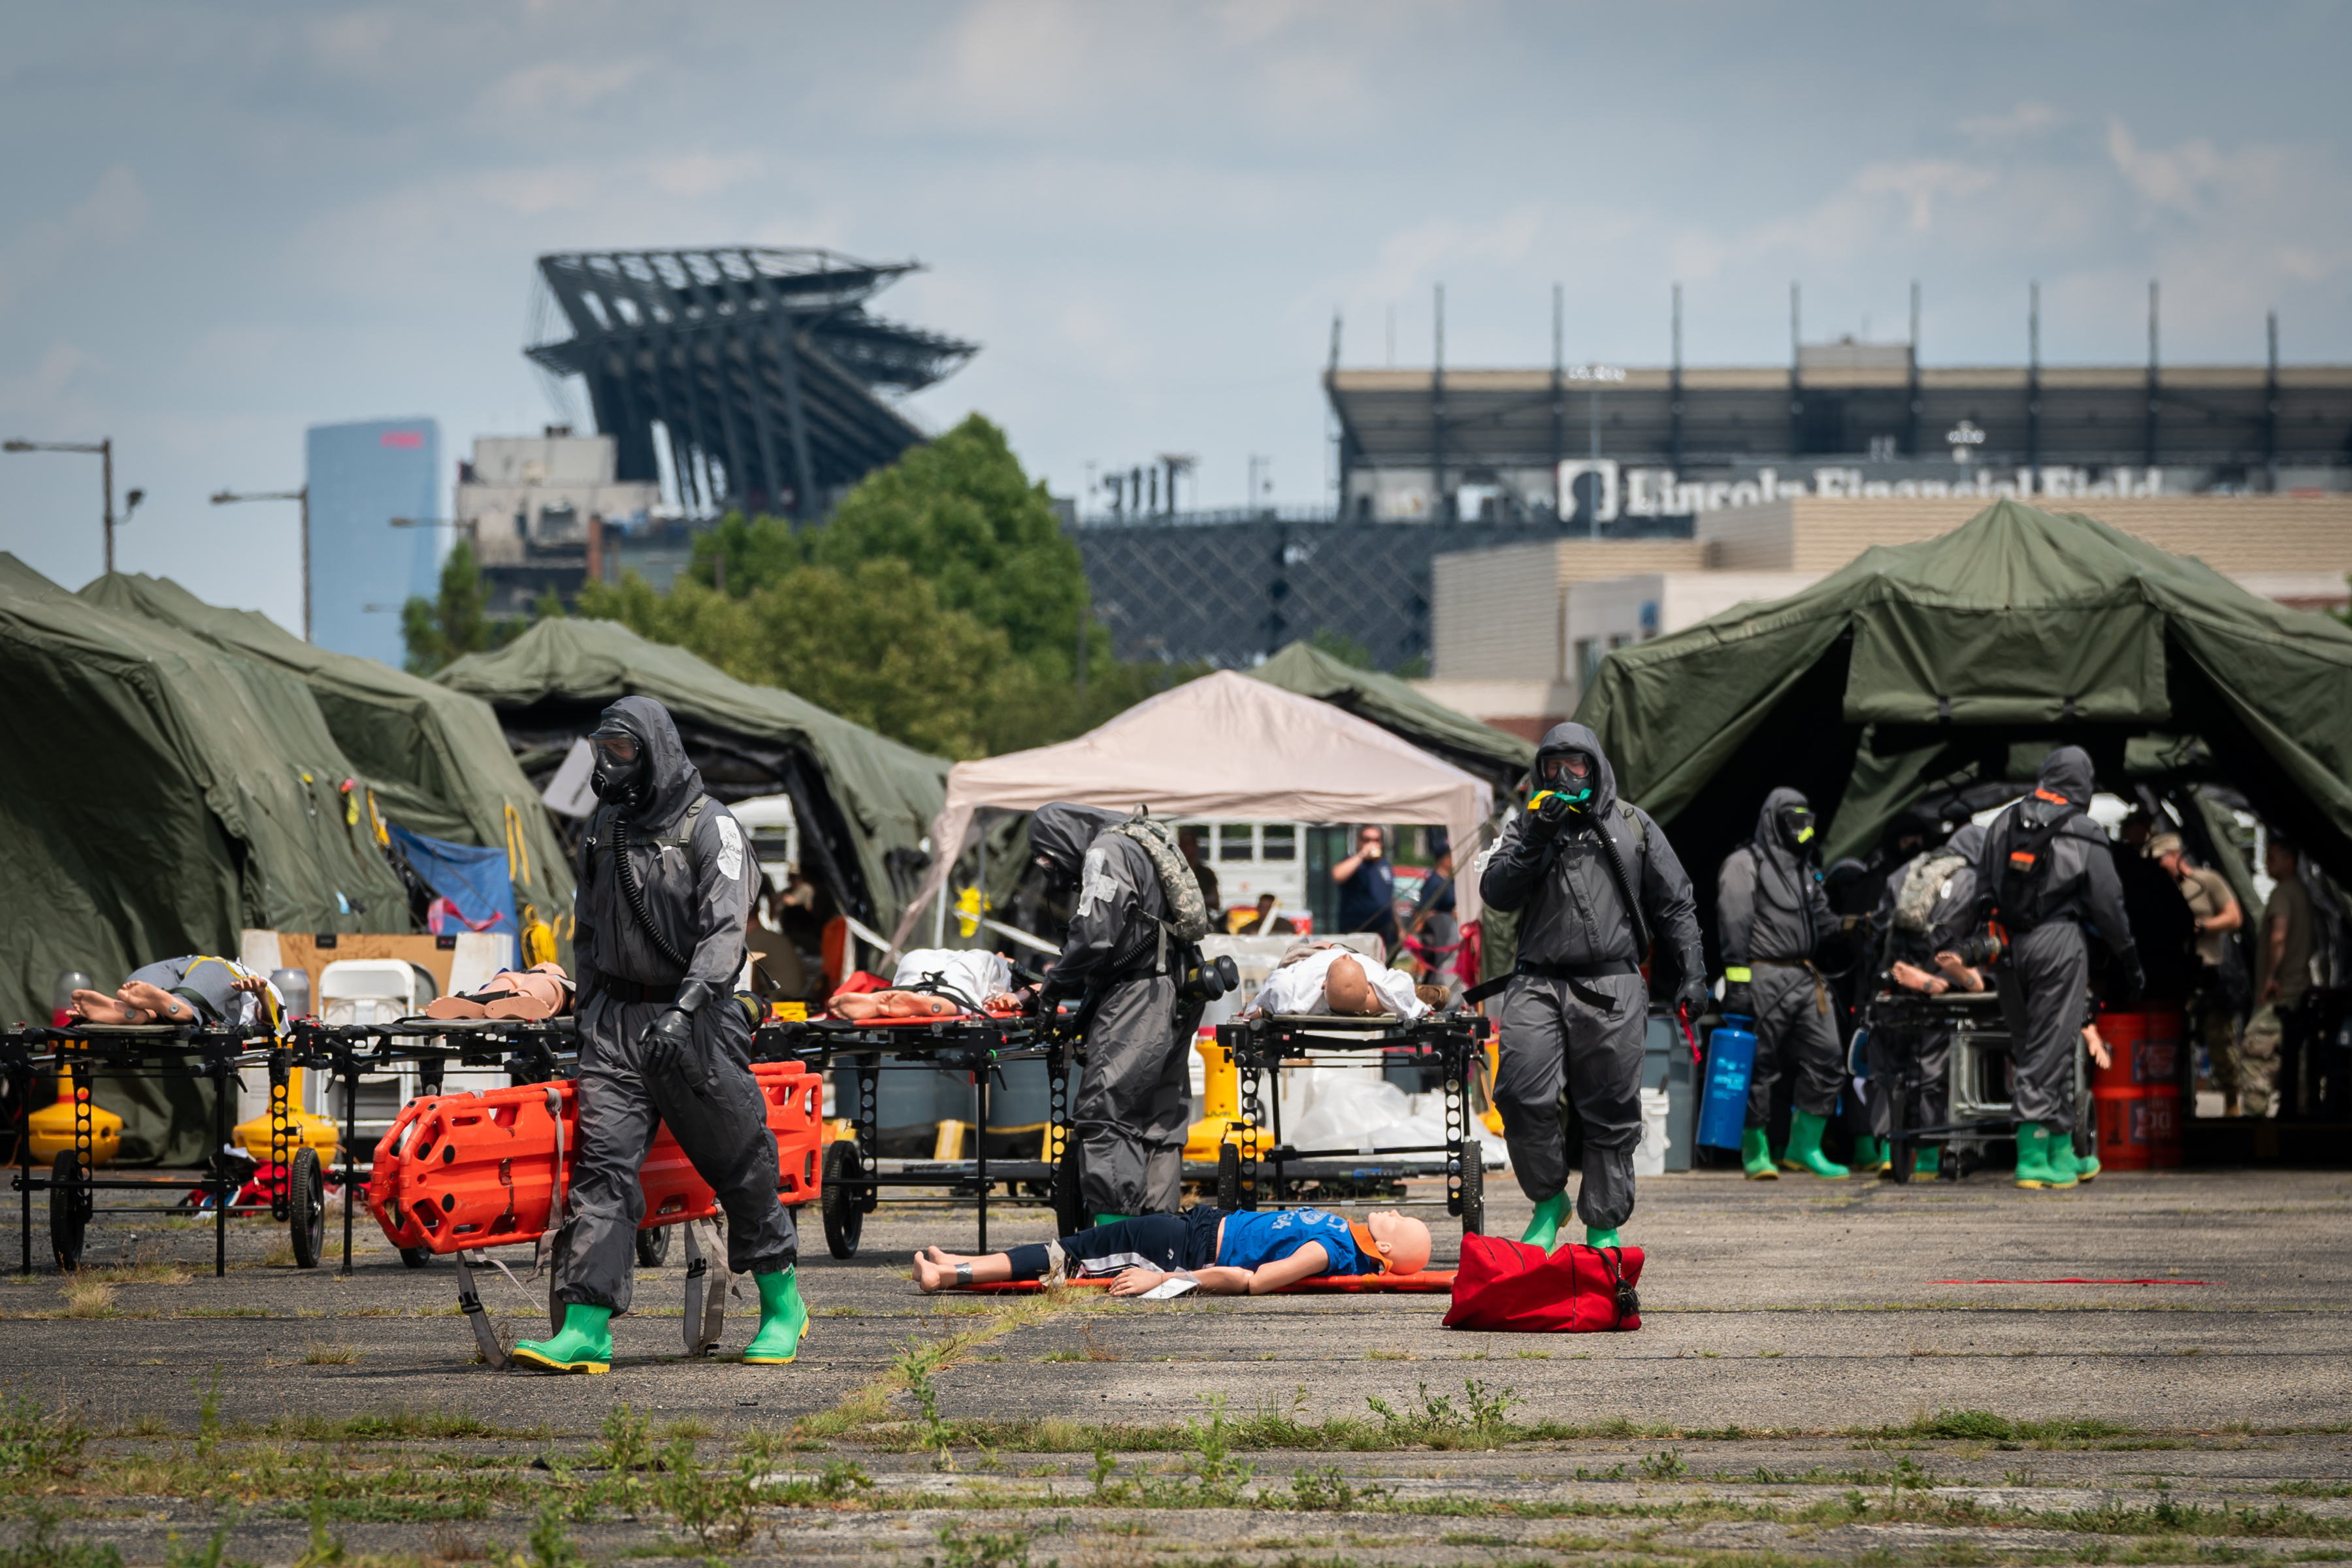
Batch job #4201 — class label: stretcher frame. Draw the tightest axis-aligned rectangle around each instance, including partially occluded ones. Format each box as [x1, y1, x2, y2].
[291, 1017, 579, 1275]
[753, 1013, 1072, 1260]
[1209, 1009, 1493, 1234]
[1859, 987, 2092, 1180]
[3, 1023, 270, 1277]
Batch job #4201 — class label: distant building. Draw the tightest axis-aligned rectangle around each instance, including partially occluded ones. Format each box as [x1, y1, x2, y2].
[306, 417, 442, 666]
[525, 248, 975, 519]
[1418, 493, 2352, 739]
[456, 428, 662, 617]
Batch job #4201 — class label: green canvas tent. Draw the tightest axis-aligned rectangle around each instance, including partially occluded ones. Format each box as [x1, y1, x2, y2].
[0, 556, 412, 1162]
[436, 618, 949, 933]
[81, 572, 574, 931]
[1577, 499, 2352, 932]
[1250, 641, 1536, 791]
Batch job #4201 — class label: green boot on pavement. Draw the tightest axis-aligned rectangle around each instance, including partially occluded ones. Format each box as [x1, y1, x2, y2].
[1915, 1146, 1941, 1177]
[512, 1303, 613, 1375]
[1740, 1127, 1780, 1180]
[2012, 1122, 2057, 1188]
[2074, 1149, 2101, 1182]
[2042, 1131, 2083, 1190]
[1783, 1109, 1850, 1179]
[1521, 1191, 1571, 1251]
[1851, 1135, 1891, 1175]
[1584, 1226, 1621, 1250]
[742, 1267, 810, 1364]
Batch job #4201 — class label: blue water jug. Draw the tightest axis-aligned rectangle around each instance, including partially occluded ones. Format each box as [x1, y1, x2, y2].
[1697, 1017, 1757, 1151]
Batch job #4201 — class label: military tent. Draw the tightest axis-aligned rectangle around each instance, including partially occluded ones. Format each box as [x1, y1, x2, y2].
[1249, 640, 1535, 791]
[1578, 499, 2352, 932]
[436, 618, 949, 933]
[0, 556, 412, 1160]
[81, 572, 574, 932]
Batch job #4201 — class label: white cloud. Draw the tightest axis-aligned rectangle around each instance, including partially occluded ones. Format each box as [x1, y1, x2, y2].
[486, 59, 647, 116]
[0, 165, 148, 309]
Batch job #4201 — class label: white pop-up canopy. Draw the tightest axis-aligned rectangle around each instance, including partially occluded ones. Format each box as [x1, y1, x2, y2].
[890, 669, 1499, 949]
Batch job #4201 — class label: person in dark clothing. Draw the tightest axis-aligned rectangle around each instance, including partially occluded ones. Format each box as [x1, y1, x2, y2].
[1030, 802, 1186, 1224]
[1478, 723, 1707, 1252]
[1974, 746, 2145, 1190]
[1718, 788, 1848, 1181]
[1863, 822, 1990, 1179]
[1333, 825, 1400, 954]
[514, 696, 804, 1375]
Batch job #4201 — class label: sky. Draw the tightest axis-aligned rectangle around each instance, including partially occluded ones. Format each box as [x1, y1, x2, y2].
[3, 1, 2347, 634]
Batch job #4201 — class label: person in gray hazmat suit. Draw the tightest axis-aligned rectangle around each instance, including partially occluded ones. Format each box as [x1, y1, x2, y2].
[1478, 724, 1705, 1252]
[1029, 802, 1186, 1226]
[512, 696, 806, 1374]
[1973, 745, 2144, 1191]
[1862, 822, 1989, 1179]
[1717, 787, 1852, 1181]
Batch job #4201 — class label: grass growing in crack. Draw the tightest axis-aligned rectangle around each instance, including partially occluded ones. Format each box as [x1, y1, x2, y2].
[299, 1337, 357, 1367]
[1284, 1467, 1394, 1512]
[1365, 1378, 1521, 1449]
[924, 1521, 1043, 1568]
[59, 1280, 115, 1318]
[0, 1508, 123, 1568]
[0, 1386, 93, 1477]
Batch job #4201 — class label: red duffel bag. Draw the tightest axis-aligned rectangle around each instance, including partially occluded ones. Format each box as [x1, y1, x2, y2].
[1441, 1235, 1644, 1332]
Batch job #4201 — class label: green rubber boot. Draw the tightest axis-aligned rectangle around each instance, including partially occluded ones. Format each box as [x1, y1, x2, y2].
[512, 1303, 613, 1375]
[2074, 1148, 2101, 1183]
[1521, 1191, 1571, 1251]
[1092, 1214, 1131, 1228]
[2042, 1130, 2083, 1190]
[1915, 1146, 1941, 1177]
[2012, 1122, 2055, 1188]
[742, 1267, 810, 1364]
[1851, 1135, 1891, 1175]
[1740, 1127, 1780, 1180]
[1584, 1226, 1621, 1250]
[1783, 1109, 1850, 1180]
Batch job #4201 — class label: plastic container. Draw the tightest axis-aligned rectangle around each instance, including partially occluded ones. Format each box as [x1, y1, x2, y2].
[2094, 1005, 2185, 1171]
[1633, 1087, 1673, 1176]
[1697, 1017, 1756, 1151]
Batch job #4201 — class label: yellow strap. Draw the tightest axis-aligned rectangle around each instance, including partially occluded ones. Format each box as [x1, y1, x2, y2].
[503, 803, 531, 888]
[1724, 965, 1752, 983]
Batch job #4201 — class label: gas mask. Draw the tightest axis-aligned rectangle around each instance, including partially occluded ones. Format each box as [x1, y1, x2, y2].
[589, 723, 650, 811]
[1778, 804, 1818, 856]
[1530, 751, 1597, 815]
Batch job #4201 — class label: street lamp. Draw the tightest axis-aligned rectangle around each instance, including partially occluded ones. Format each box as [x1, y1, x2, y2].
[212, 486, 309, 641]
[3, 437, 142, 574]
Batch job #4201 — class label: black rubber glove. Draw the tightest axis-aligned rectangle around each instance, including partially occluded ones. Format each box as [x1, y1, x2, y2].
[1720, 975, 1755, 1019]
[1527, 791, 1575, 841]
[1674, 972, 1711, 1020]
[642, 979, 721, 1079]
[2122, 958, 2148, 1004]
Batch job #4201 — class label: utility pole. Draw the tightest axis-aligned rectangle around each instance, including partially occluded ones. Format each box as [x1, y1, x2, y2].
[1669, 283, 1684, 471]
[2026, 284, 2041, 476]
[1550, 285, 1565, 521]
[1432, 283, 1447, 522]
[1906, 281, 1922, 456]
[2145, 280, 2161, 468]
[4, 436, 140, 574]
[212, 486, 310, 640]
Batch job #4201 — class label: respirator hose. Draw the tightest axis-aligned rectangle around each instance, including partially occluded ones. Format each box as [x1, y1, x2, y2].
[612, 815, 693, 972]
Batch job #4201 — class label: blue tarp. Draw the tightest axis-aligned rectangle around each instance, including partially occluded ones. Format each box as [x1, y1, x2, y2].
[388, 823, 519, 934]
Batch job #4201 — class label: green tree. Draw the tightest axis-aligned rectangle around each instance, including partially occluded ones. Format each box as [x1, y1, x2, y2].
[807, 414, 1085, 668]
[400, 540, 524, 676]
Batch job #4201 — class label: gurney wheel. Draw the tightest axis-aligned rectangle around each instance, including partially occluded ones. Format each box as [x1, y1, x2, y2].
[1458, 1154, 1485, 1235]
[821, 1141, 862, 1260]
[635, 1225, 672, 1268]
[49, 1152, 90, 1273]
[399, 1247, 433, 1269]
[288, 1148, 326, 1269]
[1051, 1138, 1086, 1239]
[1215, 1143, 1242, 1211]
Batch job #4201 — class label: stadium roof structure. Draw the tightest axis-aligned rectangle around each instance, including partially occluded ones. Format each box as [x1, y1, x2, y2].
[527, 248, 976, 518]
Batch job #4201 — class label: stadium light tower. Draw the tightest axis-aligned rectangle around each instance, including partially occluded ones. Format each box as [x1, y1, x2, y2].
[212, 485, 310, 640]
[4, 437, 142, 574]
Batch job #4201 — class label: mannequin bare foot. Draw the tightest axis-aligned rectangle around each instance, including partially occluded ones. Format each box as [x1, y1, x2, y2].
[118, 981, 193, 1023]
[912, 1254, 955, 1294]
[69, 989, 136, 1024]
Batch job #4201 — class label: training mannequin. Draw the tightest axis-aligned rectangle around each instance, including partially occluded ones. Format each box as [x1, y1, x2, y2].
[71, 956, 278, 1030]
[1239, 941, 1428, 1021]
[911, 1206, 1433, 1296]
[512, 697, 807, 1375]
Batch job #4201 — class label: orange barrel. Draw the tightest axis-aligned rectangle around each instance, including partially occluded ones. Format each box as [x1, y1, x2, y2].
[2093, 1006, 2185, 1171]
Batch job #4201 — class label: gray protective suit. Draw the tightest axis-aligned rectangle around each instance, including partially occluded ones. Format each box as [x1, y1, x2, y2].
[1033, 804, 1184, 1217]
[1478, 724, 1704, 1230]
[559, 696, 794, 1315]
[1864, 823, 1987, 1139]
[1974, 747, 2143, 1137]
[1718, 787, 1843, 1124]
